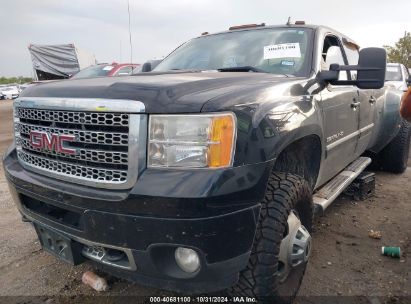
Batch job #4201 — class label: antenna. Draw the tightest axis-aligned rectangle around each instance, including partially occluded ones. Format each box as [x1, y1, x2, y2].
[127, 0, 133, 63]
[286, 16, 291, 25]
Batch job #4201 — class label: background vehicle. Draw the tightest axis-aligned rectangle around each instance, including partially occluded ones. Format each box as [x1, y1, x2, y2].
[385, 63, 410, 91]
[0, 86, 19, 99]
[70, 63, 140, 79]
[18, 83, 34, 92]
[3, 23, 408, 303]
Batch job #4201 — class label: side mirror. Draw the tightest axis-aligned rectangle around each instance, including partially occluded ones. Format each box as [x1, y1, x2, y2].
[318, 47, 387, 89]
[356, 48, 386, 89]
[407, 75, 411, 87]
[140, 59, 163, 73]
[141, 62, 152, 72]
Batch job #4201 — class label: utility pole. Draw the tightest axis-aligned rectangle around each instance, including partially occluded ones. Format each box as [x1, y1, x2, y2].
[127, 0, 133, 63]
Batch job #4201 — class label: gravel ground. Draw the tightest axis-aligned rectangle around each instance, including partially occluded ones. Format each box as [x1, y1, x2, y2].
[0, 99, 410, 303]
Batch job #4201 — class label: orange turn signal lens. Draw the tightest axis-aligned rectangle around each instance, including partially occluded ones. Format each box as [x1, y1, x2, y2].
[400, 87, 411, 122]
[208, 114, 236, 168]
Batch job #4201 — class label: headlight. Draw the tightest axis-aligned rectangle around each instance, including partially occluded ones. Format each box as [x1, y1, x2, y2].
[148, 113, 236, 168]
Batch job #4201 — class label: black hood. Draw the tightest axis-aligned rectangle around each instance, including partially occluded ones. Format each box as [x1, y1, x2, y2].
[21, 72, 293, 113]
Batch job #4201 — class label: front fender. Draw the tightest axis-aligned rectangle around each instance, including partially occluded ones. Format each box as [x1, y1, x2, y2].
[231, 94, 323, 166]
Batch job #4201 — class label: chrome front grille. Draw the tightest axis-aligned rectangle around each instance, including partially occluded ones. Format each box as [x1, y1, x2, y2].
[14, 97, 146, 189]
[16, 108, 129, 126]
[17, 137, 128, 164]
[16, 123, 129, 145]
[18, 152, 128, 182]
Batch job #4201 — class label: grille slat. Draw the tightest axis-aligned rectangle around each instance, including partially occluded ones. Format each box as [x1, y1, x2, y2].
[16, 108, 129, 126]
[17, 137, 128, 165]
[14, 106, 136, 186]
[16, 123, 129, 146]
[18, 151, 128, 183]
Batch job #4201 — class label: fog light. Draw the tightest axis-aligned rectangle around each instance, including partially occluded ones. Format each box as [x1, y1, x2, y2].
[174, 247, 200, 273]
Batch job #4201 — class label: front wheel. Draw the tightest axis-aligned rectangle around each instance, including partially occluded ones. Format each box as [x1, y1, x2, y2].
[231, 172, 313, 303]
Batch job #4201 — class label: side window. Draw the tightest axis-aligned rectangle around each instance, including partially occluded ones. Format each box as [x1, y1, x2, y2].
[115, 66, 133, 76]
[321, 35, 348, 81]
[343, 44, 359, 80]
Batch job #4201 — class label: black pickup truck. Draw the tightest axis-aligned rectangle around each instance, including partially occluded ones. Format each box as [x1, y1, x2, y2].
[3, 23, 410, 302]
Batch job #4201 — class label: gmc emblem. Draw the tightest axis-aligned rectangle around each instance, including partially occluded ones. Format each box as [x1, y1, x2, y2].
[29, 131, 77, 155]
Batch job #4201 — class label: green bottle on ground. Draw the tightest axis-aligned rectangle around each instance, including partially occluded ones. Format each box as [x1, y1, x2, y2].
[381, 247, 401, 258]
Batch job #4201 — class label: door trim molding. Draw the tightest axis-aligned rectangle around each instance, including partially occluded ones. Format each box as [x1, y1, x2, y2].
[359, 123, 374, 136]
[326, 131, 359, 152]
[326, 123, 374, 152]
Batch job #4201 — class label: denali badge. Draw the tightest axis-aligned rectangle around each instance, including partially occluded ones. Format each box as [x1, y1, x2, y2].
[29, 131, 77, 155]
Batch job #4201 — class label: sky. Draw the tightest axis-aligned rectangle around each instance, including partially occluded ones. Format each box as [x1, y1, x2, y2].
[0, 0, 410, 77]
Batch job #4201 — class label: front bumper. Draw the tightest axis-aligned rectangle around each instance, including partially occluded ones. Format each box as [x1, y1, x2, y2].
[3, 147, 273, 293]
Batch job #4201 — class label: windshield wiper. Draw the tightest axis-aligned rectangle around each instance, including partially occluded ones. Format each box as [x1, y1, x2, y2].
[217, 66, 266, 73]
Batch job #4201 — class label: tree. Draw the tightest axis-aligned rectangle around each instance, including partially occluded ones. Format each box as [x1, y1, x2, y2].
[0, 76, 32, 85]
[384, 31, 411, 68]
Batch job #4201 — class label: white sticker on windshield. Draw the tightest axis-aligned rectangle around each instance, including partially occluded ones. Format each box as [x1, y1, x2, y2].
[387, 66, 399, 72]
[103, 66, 114, 71]
[263, 43, 301, 60]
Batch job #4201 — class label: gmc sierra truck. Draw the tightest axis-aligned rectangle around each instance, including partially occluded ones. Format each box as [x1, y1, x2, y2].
[3, 23, 410, 302]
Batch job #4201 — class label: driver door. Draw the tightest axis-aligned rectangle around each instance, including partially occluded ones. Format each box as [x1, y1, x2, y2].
[318, 35, 360, 183]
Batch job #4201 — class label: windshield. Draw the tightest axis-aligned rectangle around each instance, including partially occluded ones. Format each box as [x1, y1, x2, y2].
[154, 28, 313, 76]
[386, 65, 402, 81]
[71, 65, 114, 79]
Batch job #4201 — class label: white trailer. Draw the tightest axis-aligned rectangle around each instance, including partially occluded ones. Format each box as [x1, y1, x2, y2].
[28, 44, 97, 81]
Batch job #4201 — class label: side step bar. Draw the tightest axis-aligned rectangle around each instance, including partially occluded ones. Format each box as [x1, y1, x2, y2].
[313, 157, 371, 214]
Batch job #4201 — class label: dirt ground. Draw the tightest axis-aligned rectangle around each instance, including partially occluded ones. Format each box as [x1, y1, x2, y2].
[0, 99, 410, 303]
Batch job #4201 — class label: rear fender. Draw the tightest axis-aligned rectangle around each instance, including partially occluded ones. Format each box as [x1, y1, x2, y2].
[368, 87, 402, 153]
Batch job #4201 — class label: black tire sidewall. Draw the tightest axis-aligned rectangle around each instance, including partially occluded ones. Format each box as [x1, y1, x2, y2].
[232, 173, 313, 303]
[380, 120, 411, 173]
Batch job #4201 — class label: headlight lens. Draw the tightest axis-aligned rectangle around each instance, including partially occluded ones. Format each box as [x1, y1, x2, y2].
[148, 113, 236, 168]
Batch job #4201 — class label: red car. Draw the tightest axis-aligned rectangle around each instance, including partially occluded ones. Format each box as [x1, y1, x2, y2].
[70, 63, 140, 79]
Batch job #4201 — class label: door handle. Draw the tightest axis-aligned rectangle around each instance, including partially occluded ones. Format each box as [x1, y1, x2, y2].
[351, 101, 360, 109]
[369, 96, 376, 104]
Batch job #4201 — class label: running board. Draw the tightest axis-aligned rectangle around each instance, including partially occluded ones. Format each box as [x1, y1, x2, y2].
[313, 157, 371, 214]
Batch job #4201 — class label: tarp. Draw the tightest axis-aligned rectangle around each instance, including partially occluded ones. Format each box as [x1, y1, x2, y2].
[28, 44, 97, 80]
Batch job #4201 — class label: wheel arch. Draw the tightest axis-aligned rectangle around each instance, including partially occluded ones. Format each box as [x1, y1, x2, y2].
[273, 132, 322, 190]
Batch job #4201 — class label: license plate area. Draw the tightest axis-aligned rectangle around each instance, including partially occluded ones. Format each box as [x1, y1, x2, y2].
[34, 224, 85, 265]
